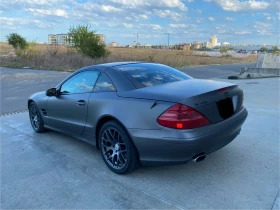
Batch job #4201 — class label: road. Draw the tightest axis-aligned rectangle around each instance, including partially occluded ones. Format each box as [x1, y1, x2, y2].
[180, 62, 255, 79]
[0, 68, 70, 113]
[0, 63, 255, 114]
[1, 76, 279, 209]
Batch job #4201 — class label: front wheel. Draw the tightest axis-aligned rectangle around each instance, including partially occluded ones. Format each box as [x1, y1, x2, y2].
[99, 121, 140, 174]
[29, 102, 45, 133]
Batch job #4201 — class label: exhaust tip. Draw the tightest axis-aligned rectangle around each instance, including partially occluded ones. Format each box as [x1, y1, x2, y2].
[192, 153, 206, 162]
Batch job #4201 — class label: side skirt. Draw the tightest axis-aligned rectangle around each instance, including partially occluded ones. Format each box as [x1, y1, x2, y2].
[44, 125, 98, 148]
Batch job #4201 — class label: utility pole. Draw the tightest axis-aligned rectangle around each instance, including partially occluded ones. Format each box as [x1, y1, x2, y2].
[133, 33, 139, 45]
[164, 33, 170, 49]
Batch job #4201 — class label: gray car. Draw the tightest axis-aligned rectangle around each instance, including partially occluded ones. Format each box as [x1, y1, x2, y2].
[28, 62, 248, 174]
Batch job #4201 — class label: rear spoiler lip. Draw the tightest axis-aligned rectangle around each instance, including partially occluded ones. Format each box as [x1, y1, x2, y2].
[179, 85, 240, 109]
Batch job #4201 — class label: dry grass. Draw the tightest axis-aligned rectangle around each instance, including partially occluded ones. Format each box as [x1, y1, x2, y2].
[0, 42, 257, 71]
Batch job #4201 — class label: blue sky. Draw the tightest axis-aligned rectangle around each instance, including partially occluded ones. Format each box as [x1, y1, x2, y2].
[1, 0, 279, 45]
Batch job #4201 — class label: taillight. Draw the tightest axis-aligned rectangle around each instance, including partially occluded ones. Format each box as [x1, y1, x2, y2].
[157, 103, 211, 129]
[217, 87, 229, 92]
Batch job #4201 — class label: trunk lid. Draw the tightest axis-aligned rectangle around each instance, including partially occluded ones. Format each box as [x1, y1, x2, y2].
[117, 79, 243, 123]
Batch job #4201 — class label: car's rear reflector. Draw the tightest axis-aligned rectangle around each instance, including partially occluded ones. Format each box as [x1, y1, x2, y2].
[157, 103, 211, 129]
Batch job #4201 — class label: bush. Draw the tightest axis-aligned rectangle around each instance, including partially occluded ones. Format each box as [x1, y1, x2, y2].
[67, 25, 110, 58]
[259, 47, 267, 52]
[268, 46, 279, 54]
[6, 33, 28, 50]
[148, 55, 154, 62]
[220, 48, 228, 53]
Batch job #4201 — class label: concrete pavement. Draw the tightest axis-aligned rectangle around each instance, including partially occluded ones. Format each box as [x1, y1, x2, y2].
[1, 77, 279, 209]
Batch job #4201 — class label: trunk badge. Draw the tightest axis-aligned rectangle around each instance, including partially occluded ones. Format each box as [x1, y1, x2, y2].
[195, 100, 208, 107]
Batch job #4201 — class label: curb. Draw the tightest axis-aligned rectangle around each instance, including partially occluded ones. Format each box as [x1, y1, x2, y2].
[0, 110, 28, 116]
[228, 67, 280, 79]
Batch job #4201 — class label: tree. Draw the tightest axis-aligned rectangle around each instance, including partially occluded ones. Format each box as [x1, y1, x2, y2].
[67, 25, 110, 58]
[259, 47, 267, 52]
[269, 46, 279, 54]
[220, 48, 228, 53]
[6, 33, 28, 50]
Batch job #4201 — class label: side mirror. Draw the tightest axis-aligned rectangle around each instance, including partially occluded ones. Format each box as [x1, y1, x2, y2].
[46, 88, 59, 97]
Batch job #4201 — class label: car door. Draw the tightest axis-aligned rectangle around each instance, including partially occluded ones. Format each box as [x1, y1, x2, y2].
[46, 70, 100, 135]
[83, 73, 117, 136]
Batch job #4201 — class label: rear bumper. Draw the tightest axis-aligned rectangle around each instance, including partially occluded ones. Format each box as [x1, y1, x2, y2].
[129, 107, 248, 166]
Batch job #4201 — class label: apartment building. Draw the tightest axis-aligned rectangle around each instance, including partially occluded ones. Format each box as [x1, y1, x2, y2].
[48, 33, 106, 45]
[210, 35, 218, 47]
[96, 34, 106, 45]
[48, 34, 71, 45]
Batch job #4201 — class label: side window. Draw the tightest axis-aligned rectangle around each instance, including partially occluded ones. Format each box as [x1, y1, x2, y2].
[60, 71, 100, 94]
[93, 73, 116, 92]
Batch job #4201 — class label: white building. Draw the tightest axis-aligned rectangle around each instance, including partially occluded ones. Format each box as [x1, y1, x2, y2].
[48, 33, 106, 45]
[108, 42, 120, 47]
[48, 34, 71, 45]
[201, 42, 213, 48]
[96, 34, 106, 45]
[210, 35, 218, 47]
[191, 41, 201, 49]
[130, 41, 141, 47]
[222, 42, 231, 46]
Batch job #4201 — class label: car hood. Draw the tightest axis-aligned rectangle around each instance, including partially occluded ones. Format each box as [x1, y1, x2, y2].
[29, 91, 46, 100]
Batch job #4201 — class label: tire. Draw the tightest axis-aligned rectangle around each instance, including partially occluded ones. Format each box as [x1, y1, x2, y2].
[28, 102, 45, 133]
[228, 75, 238, 80]
[99, 120, 140, 174]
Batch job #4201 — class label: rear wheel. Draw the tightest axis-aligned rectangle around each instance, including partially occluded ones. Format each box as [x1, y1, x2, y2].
[99, 121, 140, 174]
[29, 102, 45, 133]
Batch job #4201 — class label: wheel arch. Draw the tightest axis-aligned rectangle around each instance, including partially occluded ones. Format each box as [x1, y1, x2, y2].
[27, 99, 34, 107]
[95, 115, 135, 151]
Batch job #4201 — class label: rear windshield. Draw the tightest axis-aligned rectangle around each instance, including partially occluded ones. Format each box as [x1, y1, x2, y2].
[115, 63, 192, 88]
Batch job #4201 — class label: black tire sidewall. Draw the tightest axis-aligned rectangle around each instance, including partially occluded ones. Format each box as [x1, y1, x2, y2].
[99, 120, 139, 174]
[29, 102, 45, 133]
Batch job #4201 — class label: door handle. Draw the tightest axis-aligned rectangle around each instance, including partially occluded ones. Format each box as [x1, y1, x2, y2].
[76, 100, 86, 106]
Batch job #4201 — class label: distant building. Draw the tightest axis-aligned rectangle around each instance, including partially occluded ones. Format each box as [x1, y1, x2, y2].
[191, 41, 201, 49]
[138, 44, 152, 49]
[96, 34, 106, 45]
[194, 43, 201, 49]
[130, 41, 141, 47]
[182, 43, 191, 50]
[48, 33, 106, 45]
[172, 43, 190, 50]
[108, 42, 120, 47]
[201, 42, 213, 48]
[143, 44, 152, 49]
[191, 41, 198, 46]
[48, 34, 71, 45]
[222, 42, 231, 46]
[210, 35, 218, 47]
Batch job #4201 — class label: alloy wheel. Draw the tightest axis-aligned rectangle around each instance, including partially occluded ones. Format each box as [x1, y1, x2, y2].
[101, 128, 128, 170]
[29, 104, 40, 130]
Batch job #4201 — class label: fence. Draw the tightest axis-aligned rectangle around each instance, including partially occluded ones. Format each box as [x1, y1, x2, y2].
[255, 53, 280, 68]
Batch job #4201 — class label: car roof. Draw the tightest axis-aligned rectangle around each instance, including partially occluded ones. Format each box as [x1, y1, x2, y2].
[80, 61, 159, 74]
[80, 62, 147, 72]
[94, 61, 143, 68]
